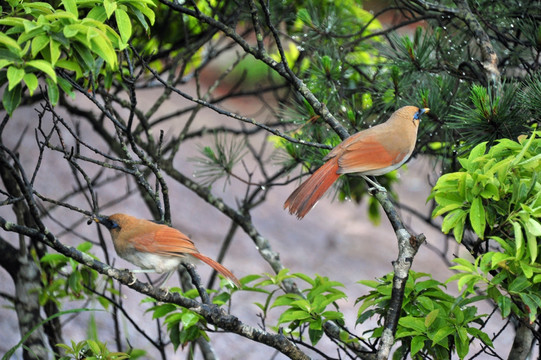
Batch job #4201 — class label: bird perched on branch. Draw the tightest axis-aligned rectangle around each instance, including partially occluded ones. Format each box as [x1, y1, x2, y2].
[94, 213, 240, 287]
[284, 106, 429, 219]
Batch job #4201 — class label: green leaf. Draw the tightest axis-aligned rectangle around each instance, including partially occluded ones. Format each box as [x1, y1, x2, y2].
[457, 274, 479, 292]
[468, 142, 487, 163]
[115, 8, 132, 44]
[87, 28, 117, 69]
[453, 213, 467, 243]
[432, 202, 463, 218]
[308, 327, 323, 345]
[290, 298, 311, 312]
[104, 0, 117, 18]
[127, 0, 155, 26]
[0, 17, 25, 27]
[513, 221, 524, 259]
[525, 218, 541, 236]
[520, 261, 534, 279]
[398, 316, 426, 332]
[278, 309, 311, 324]
[3, 83, 21, 115]
[357, 279, 381, 288]
[467, 328, 493, 347]
[272, 294, 300, 308]
[0, 59, 13, 70]
[41, 253, 68, 263]
[449, 257, 476, 273]
[181, 311, 200, 328]
[430, 326, 454, 345]
[524, 222, 538, 264]
[321, 310, 343, 321]
[0, 32, 22, 55]
[73, 42, 96, 70]
[519, 293, 540, 323]
[45, 77, 59, 106]
[469, 197, 486, 239]
[508, 276, 530, 293]
[424, 309, 439, 327]
[7, 66, 25, 91]
[497, 295, 511, 317]
[56, 59, 83, 79]
[86, 339, 100, 354]
[49, 40, 62, 65]
[87, 6, 108, 22]
[480, 182, 500, 200]
[441, 209, 467, 240]
[410, 335, 426, 357]
[23, 72, 38, 95]
[26, 60, 57, 83]
[31, 34, 50, 57]
[57, 76, 75, 99]
[151, 303, 177, 319]
[76, 241, 93, 252]
[62, 0, 78, 17]
[455, 329, 470, 359]
[308, 316, 322, 330]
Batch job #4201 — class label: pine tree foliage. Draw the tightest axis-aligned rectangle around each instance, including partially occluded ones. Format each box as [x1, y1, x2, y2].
[0, 0, 540, 359]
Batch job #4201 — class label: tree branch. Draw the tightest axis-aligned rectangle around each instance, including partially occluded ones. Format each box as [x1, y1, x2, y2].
[373, 189, 425, 360]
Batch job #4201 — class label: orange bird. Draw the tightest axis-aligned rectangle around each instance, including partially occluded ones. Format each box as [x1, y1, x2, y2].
[95, 213, 240, 287]
[284, 106, 429, 219]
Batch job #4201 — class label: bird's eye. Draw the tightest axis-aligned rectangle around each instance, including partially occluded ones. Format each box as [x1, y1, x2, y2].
[414, 108, 427, 120]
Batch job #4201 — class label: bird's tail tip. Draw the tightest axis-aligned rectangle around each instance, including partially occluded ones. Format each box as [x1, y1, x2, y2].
[191, 253, 241, 288]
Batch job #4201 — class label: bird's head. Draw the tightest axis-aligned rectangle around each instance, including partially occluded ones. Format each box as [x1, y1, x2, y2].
[414, 107, 430, 120]
[93, 214, 121, 231]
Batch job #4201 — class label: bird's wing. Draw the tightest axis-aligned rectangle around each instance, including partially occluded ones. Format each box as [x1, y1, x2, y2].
[337, 134, 402, 174]
[130, 225, 198, 256]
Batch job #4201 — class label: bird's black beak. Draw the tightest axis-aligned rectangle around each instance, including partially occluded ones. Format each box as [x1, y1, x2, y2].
[93, 215, 118, 230]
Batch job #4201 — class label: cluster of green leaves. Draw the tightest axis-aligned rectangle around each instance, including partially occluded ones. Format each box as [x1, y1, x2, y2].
[0, 0, 155, 113]
[271, 273, 346, 345]
[384, 28, 438, 105]
[239, 269, 349, 346]
[278, 2, 380, 141]
[430, 132, 541, 244]
[284, 0, 383, 130]
[39, 242, 110, 306]
[447, 84, 531, 152]
[57, 339, 132, 360]
[146, 284, 236, 350]
[431, 132, 541, 322]
[448, 255, 541, 324]
[357, 271, 492, 359]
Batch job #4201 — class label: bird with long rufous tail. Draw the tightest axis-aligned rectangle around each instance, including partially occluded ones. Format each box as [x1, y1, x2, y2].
[284, 106, 429, 219]
[94, 213, 241, 287]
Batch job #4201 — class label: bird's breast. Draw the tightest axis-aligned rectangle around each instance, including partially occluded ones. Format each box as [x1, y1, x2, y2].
[120, 250, 184, 273]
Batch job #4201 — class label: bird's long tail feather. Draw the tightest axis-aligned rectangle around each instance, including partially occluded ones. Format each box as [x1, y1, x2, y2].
[190, 253, 241, 287]
[284, 158, 340, 219]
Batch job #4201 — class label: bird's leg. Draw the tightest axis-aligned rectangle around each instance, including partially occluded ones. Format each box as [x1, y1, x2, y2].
[362, 175, 387, 193]
[153, 271, 174, 289]
[126, 269, 157, 285]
